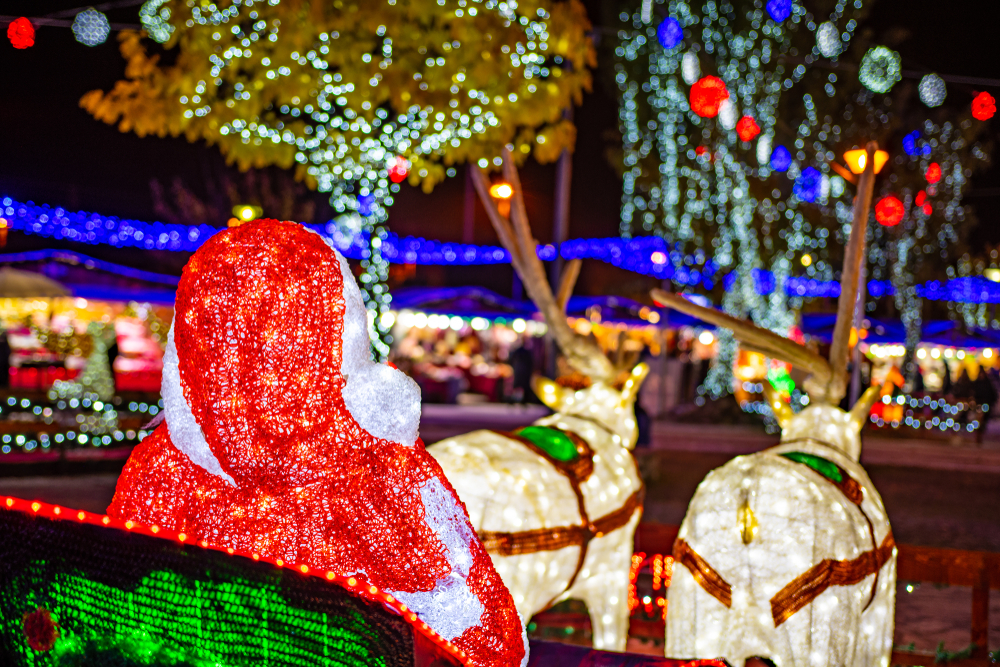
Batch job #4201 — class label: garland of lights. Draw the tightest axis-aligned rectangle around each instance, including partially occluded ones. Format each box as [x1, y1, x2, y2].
[0, 393, 160, 456]
[5, 197, 998, 307]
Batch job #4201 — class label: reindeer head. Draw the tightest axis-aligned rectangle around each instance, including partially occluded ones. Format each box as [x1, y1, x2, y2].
[531, 364, 651, 449]
[471, 149, 648, 434]
[652, 143, 883, 462]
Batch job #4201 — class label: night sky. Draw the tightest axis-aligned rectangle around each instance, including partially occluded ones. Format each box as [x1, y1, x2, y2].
[0, 0, 997, 297]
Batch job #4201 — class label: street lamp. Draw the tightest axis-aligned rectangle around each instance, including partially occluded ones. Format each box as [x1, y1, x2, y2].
[229, 204, 262, 227]
[843, 147, 889, 175]
[489, 181, 514, 217]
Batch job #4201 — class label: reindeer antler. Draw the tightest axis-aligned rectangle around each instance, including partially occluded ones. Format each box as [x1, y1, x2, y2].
[471, 148, 618, 383]
[650, 289, 833, 397]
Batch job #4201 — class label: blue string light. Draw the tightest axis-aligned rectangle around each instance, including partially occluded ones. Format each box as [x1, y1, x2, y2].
[919, 277, 1000, 304]
[3, 196, 996, 305]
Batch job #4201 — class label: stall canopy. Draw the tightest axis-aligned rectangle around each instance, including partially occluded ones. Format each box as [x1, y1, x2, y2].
[0, 267, 70, 298]
[801, 313, 1000, 348]
[0, 250, 178, 304]
[563, 295, 713, 328]
[391, 287, 718, 329]
[390, 286, 536, 320]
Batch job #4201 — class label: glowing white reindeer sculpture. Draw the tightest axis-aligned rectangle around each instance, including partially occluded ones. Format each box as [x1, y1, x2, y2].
[429, 149, 647, 651]
[651, 143, 896, 667]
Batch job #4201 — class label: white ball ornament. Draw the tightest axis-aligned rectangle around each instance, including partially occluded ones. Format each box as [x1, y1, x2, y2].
[918, 73, 946, 108]
[816, 22, 841, 58]
[72, 8, 110, 46]
[682, 51, 701, 85]
[718, 99, 737, 130]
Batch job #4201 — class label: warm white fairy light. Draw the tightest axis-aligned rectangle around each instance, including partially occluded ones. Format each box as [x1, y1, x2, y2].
[139, 0, 173, 44]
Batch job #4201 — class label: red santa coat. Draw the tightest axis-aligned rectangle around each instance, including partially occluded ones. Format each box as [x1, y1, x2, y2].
[110, 220, 525, 667]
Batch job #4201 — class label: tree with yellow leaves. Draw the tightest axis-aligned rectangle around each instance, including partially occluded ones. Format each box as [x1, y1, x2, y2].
[83, 0, 595, 356]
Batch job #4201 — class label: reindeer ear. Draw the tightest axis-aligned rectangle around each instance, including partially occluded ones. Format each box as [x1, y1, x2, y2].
[619, 363, 650, 405]
[762, 381, 794, 429]
[532, 376, 565, 410]
[850, 385, 881, 429]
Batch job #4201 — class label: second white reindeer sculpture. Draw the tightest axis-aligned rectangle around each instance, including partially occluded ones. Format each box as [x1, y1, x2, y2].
[651, 143, 895, 667]
[429, 149, 648, 651]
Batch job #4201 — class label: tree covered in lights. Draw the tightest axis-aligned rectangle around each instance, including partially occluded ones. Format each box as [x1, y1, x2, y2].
[613, 0, 991, 395]
[83, 0, 594, 358]
[782, 35, 992, 381]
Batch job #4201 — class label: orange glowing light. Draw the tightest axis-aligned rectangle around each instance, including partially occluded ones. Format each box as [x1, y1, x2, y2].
[489, 182, 513, 200]
[843, 148, 889, 175]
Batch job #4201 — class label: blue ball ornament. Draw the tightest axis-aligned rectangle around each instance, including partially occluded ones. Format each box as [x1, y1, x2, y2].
[657, 17, 683, 49]
[770, 146, 792, 172]
[793, 167, 822, 203]
[766, 0, 792, 22]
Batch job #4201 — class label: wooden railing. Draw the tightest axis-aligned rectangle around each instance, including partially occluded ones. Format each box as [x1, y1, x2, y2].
[530, 523, 999, 667]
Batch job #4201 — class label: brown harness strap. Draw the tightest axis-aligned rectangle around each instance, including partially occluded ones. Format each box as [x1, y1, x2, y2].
[673, 539, 733, 608]
[672, 444, 894, 623]
[770, 531, 896, 626]
[477, 488, 644, 556]
[778, 444, 884, 610]
[479, 427, 642, 597]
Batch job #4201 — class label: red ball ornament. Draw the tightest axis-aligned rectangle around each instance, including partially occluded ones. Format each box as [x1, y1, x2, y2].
[875, 195, 904, 226]
[922, 203, 932, 216]
[387, 156, 409, 184]
[915, 190, 927, 206]
[690, 76, 730, 118]
[695, 145, 708, 156]
[972, 92, 996, 121]
[7, 17, 35, 49]
[925, 162, 942, 184]
[736, 116, 761, 142]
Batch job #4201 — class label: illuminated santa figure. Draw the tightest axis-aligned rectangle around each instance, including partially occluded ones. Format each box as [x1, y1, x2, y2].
[109, 220, 526, 667]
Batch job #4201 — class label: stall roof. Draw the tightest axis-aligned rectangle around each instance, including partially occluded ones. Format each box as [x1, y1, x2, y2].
[391, 287, 717, 329]
[800, 313, 1000, 348]
[0, 249, 179, 304]
[391, 286, 536, 319]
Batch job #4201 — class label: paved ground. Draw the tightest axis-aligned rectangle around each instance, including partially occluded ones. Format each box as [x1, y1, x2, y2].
[2, 410, 999, 654]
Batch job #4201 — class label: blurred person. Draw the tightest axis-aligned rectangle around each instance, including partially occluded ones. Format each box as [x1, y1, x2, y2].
[954, 367, 974, 400]
[509, 342, 534, 404]
[0, 329, 9, 388]
[973, 364, 998, 444]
